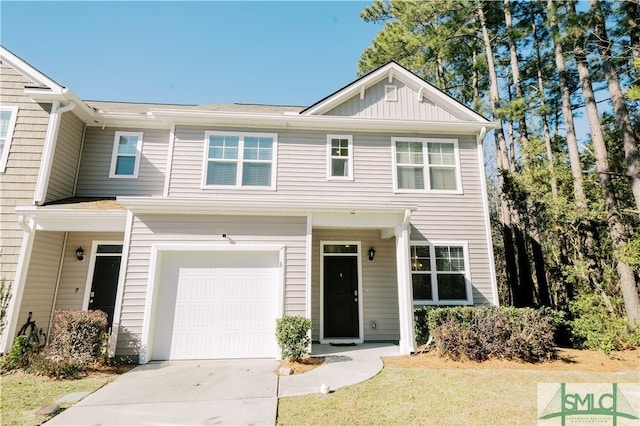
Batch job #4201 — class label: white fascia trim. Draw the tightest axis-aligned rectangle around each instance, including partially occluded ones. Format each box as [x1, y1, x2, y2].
[23, 87, 97, 123]
[0, 46, 65, 91]
[117, 196, 418, 216]
[162, 124, 176, 197]
[14, 207, 127, 232]
[476, 127, 499, 306]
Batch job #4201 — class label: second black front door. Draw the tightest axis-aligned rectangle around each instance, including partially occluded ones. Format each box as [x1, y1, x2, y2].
[323, 256, 359, 339]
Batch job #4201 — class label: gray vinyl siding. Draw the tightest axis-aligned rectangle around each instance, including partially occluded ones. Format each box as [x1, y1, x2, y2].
[311, 229, 399, 342]
[54, 232, 124, 312]
[0, 60, 51, 287]
[325, 78, 461, 121]
[16, 231, 65, 336]
[75, 127, 168, 197]
[46, 112, 84, 203]
[116, 214, 307, 356]
[168, 127, 493, 307]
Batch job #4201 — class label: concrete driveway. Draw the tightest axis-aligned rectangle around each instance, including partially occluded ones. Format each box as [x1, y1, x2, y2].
[45, 359, 280, 425]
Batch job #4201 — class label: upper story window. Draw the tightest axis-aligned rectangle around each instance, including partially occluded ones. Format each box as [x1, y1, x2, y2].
[0, 106, 18, 173]
[109, 132, 143, 178]
[327, 135, 353, 180]
[392, 137, 461, 193]
[203, 131, 277, 189]
[411, 241, 472, 305]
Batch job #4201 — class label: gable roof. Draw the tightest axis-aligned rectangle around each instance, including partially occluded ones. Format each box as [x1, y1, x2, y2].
[0, 46, 65, 92]
[301, 61, 491, 123]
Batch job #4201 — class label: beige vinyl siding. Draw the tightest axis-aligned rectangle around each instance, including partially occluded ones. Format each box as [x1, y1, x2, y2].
[311, 229, 399, 342]
[54, 232, 124, 312]
[169, 127, 493, 307]
[75, 127, 168, 197]
[116, 214, 307, 356]
[46, 112, 84, 203]
[325, 78, 461, 121]
[16, 231, 64, 336]
[0, 61, 51, 287]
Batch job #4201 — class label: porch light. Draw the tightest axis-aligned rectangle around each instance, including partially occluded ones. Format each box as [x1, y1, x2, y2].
[368, 247, 376, 261]
[76, 246, 85, 262]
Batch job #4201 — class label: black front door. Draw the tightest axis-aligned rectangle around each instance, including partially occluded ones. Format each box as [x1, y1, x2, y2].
[89, 256, 121, 328]
[323, 256, 359, 339]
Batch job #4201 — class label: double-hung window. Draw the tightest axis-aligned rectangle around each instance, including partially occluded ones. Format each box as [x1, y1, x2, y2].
[327, 135, 353, 180]
[109, 132, 143, 178]
[203, 132, 277, 189]
[0, 106, 18, 172]
[392, 137, 461, 193]
[411, 242, 472, 305]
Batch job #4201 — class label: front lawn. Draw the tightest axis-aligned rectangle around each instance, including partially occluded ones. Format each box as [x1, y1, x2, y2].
[277, 349, 639, 425]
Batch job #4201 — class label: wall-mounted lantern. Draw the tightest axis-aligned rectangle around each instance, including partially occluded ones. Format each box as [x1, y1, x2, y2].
[76, 246, 85, 262]
[368, 247, 376, 261]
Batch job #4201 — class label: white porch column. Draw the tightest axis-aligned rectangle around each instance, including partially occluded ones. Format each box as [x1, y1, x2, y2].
[395, 210, 416, 355]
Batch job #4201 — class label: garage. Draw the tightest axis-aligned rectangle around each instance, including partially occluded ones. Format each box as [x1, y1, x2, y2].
[150, 250, 280, 360]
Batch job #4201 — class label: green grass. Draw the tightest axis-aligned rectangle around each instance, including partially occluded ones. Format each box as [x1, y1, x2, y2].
[0, 371, 109, 426]
[277, 367, 639, 425]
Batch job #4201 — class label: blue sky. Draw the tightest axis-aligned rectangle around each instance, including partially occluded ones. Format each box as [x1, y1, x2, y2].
[1, 1, 381, 106]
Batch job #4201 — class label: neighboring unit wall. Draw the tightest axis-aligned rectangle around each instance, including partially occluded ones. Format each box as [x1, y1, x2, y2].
[46, 112, 85, 203]
[54, 231, 124, 312]
[325, 78, 460, 121]
[75, 127, 168, 197]
[311, 229, 399, 342]
[0, 61, 51, 287]
[16, 231, 65, 335]
[115, 214, 307, 356]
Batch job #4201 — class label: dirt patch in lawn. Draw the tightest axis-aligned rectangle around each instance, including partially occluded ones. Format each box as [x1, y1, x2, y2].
[279, 357, 325, 375]
[84, 362, 137, 379]
[384, 347, 639, 372]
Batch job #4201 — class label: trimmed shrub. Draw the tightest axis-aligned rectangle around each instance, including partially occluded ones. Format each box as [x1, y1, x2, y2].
[0, 335, 36, 372]
[430, 307, 557, 362]
[276, 315, 312, 361]
[48, 310, 108, 365]
[569, 294, 640, 354]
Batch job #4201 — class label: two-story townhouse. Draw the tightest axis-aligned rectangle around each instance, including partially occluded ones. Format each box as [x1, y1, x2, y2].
[1, 46, 498, 362]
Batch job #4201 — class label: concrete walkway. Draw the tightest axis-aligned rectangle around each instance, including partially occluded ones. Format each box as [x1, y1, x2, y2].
[279, 343, 400, 397]
[45, 343, 399, 425]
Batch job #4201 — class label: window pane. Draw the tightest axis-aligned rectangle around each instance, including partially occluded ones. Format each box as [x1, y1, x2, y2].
[0, 110, 10, 136]
[207, 161, 236, 185]
[115, 156, 135, 175]
[323, 245, 358, 254]
[331, 139, 348, 157]
[435, 246, 465, 272]
[244, 137, 272, 161]
[117, 135, 138, 155]
[430, 167, 457, 190]
[428, 143, 455, 165]
[331, 158, 348, 177]
[209, 135, 238, 159]
[397, 167, 424, 189]
[411, 246, 431, 271]
[396, 142, 423, 164]
[97, 245, 123, 254]
[437, 274, 467, 299]
[242, 162, 271, 186]
[412, 274, 432, 300]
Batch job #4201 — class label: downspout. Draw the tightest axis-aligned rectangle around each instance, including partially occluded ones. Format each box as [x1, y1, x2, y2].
[33, 101, 76, 205]
[46, 231, 68, 342]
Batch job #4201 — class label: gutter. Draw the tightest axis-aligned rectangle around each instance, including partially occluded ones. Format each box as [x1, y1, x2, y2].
[33, 101, 76, 206]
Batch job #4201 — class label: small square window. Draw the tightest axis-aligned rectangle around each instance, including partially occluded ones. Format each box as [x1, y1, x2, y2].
[0, 106, 18, 173]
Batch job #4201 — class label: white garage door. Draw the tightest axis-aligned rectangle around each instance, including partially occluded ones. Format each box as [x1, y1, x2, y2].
[152, 251, 280, 360]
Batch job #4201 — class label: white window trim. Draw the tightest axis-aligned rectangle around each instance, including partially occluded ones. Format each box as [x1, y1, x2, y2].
[410, 240, 473, 306]
[0, 106, 19, 173]
[202, 131, 278, 190]
[326, 134, 354, 181]
[109, 131, 143, 179]
[391, 137, 463, 194]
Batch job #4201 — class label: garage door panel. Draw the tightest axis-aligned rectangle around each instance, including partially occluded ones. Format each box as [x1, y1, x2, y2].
[152, 251, 279, 360]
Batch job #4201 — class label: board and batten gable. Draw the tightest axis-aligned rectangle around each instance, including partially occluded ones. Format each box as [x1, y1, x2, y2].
[0, 60, 52, 285]
[115, 214, 307, 357]
[46, 111, 85, 203]
[75, 127, 169, 197]
[324, 77, 464, 121]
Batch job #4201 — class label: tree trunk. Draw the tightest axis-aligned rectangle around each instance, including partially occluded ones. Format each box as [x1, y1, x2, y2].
[590, 0, 640, 215]
[573, 18, 640, 322]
